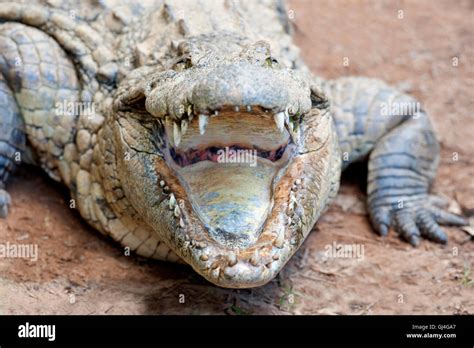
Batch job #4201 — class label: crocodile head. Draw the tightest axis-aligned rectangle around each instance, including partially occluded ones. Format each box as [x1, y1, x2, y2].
[110, 37, 338, 288]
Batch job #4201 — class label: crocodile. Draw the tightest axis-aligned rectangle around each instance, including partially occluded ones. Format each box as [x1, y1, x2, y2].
[0, 0, 467, 288]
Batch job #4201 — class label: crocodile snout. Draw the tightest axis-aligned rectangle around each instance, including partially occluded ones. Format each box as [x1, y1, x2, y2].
[190, 63, 293, 113]
[144, 62, 312, 121]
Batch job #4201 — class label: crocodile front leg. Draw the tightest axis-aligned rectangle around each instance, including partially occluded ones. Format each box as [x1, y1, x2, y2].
[0, 73, 25, 218]
[318, 77, 467, 245]
[0, 22, 82, 217]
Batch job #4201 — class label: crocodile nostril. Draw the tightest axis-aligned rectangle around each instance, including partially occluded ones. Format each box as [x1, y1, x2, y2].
[173, 57, 193, 71]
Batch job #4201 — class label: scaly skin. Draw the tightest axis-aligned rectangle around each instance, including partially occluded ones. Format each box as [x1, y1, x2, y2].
[0, 1, 467, 288]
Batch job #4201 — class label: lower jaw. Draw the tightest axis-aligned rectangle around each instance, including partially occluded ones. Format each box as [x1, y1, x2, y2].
[154, 155, 306, 288]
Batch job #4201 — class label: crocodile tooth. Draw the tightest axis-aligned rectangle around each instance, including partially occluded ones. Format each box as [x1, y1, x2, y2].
[234, 106, 240, 112]
[173, 122, 181, 146]
[181, 119, 188, 135]
[287, 201, 295, 215]
[274, 112, 285, 133]
[171, 40, 180, 50]
[198, 114, 209, 135]
[178, 105, 186, 118]
[228, 252, 237, 267]
[246, 105, 252, 112]
[213, 110, 219, 117]
[273, 227, 284, 248]
[159, 180, 166, 187]
[196, 241, 208, 249]
[169, 193, 176, 209]
[179, 218, 185, 228]
[290, 193, 297, 204]
[250, 250, 259, 266]
[174, 205, 181, 217]
[188, 107, 194, 122]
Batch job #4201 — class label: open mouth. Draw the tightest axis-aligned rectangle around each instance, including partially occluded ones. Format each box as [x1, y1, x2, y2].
[160, 106, 299, 248]
[169, 143, 289, 167]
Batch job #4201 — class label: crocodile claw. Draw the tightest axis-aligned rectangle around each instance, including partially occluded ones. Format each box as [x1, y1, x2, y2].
[0, 189, 11, 219]
[370, 194, 468, 246]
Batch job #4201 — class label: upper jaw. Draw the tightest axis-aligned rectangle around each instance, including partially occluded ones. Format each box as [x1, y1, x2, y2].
[143, 63, 313, 153]
[143, 63, 313, 122]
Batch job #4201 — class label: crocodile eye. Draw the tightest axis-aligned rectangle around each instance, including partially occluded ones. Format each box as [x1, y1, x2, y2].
[174, 57, 193, 71]
[265, 57, 279, 68]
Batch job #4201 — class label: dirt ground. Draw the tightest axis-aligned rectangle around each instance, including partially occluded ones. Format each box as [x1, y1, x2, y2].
[0, 0, 473, 315]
